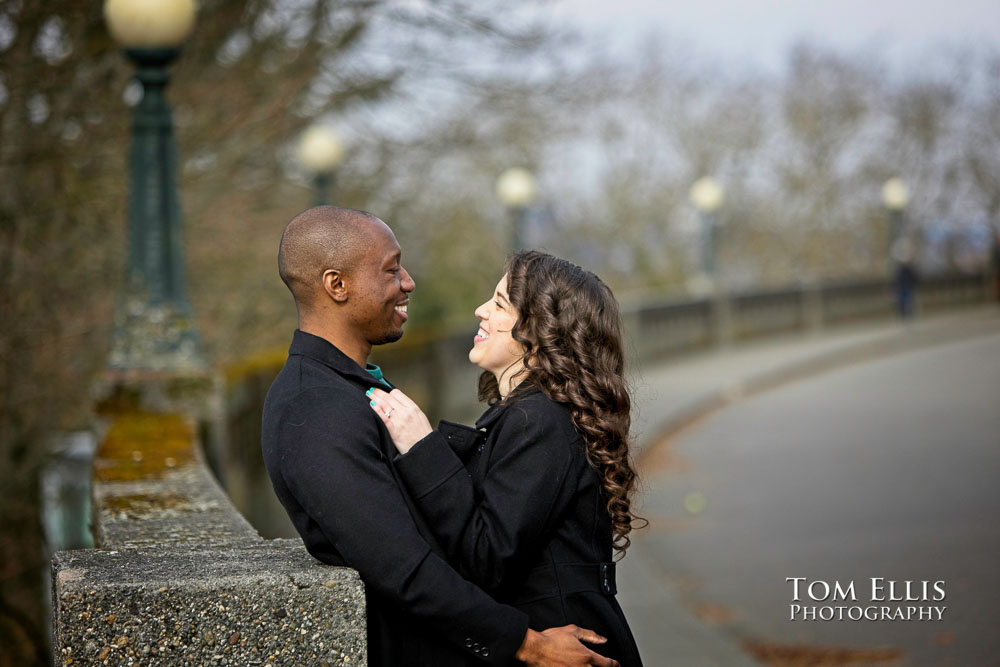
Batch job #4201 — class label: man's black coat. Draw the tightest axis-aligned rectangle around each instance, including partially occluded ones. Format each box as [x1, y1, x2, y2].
[261, 330, 529, 666]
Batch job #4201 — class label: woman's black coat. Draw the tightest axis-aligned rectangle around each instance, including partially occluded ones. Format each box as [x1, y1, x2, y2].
[396, 386, 643, 666]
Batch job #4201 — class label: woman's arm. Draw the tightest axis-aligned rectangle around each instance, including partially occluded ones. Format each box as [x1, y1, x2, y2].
[368, 387, 577, 590]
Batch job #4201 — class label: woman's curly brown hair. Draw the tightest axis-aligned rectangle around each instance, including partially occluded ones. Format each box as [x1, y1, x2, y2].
[478, 250, 644, 556]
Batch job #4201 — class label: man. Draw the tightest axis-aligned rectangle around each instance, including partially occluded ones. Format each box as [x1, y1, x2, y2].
[262, 206, 618, 667]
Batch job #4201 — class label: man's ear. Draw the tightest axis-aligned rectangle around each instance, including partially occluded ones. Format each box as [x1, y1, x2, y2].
[322, 269, 348, 302]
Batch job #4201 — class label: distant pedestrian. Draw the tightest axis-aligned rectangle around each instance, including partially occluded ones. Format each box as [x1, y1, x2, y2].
[992, 230, 1000, 303]
[891, 238, 918, 319]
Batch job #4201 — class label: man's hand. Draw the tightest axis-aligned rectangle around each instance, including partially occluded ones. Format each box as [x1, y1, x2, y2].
[515, 626, 620, 667]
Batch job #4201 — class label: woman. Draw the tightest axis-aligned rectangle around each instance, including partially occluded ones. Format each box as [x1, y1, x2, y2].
[368, 250, 643, 666]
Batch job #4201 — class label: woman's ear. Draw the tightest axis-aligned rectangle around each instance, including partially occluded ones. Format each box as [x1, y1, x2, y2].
[322, 269, 348, 302]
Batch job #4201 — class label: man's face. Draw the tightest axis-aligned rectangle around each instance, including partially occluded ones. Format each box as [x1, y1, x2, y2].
[349, 223, 415, 346]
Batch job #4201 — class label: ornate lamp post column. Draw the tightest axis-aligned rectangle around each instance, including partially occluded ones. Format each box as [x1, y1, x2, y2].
[105, 0, 204, 372]
[297, 125, 344, 206]
[496, 168, 537, 252]
[881, 177, 909, 257]
[689, 176, 731, 344]
[689, 176, 725, 288]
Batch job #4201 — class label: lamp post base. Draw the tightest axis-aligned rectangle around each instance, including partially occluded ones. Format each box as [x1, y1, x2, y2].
[107, 295, 205, 374]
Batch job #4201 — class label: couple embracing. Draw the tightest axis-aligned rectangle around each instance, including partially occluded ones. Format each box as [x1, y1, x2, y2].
[262, 206, 643, 666]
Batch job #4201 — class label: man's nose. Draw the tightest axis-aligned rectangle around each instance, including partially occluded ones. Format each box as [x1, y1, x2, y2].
[400, 266, 415, 292]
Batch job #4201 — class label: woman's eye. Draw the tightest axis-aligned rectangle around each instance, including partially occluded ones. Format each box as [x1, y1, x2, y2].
[494, 300, 503, 309]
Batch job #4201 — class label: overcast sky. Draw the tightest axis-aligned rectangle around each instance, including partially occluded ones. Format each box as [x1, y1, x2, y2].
[552, 0, 1000, 72]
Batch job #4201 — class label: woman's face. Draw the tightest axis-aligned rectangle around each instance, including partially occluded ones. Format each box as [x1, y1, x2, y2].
[469, 274, 525, 381]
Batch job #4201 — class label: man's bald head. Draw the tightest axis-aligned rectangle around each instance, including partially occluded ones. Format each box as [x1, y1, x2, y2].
[278, 205, 383, 307]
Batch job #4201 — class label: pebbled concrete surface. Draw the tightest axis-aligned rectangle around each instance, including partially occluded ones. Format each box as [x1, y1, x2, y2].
[53, 540, 365, 666]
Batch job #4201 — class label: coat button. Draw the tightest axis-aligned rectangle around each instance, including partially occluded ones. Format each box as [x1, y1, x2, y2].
[481, 647, 490, 657]
[465, 638, 473, 648]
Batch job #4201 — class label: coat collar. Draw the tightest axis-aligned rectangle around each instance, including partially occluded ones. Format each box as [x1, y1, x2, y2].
[474, 382, 543, 430]
[289, 329, 394, 389]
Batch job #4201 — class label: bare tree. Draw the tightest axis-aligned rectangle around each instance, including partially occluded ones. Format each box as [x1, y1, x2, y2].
[0, 1, 557, 661]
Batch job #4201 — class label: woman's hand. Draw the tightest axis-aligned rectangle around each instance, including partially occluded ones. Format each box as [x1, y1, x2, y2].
[366, 387, 433, 454]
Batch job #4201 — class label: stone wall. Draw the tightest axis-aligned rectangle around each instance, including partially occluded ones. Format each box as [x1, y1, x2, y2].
[51, 408, 367, 666]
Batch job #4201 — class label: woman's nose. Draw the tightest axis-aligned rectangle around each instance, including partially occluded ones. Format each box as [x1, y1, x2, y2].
[474, 302, 488, 319]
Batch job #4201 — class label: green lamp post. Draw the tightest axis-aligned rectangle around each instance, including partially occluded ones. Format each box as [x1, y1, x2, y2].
[297, 125, 345, 206]
[881, 177, 909, 257]
[496, 167, 537, 252]
[689, 176, 725, 293]
[689, 176, 731, 343]
[104, 0, 204, 372]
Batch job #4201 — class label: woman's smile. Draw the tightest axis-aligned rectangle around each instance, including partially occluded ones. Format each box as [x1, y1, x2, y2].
[468, 274, 524, 392]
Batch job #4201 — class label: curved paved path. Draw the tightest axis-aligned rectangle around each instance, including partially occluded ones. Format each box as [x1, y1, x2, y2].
[625, 321, 999, 665]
